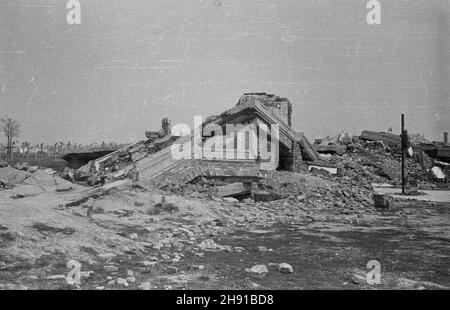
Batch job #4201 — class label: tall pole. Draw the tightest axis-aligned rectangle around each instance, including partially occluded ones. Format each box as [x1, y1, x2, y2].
[401, 114, 405, 195]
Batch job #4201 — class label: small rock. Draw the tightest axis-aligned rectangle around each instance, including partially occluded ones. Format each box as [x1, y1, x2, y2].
[251, 283, 260, 289]
[106, 279, 116, 286]
[223, 197, 239, 203]
[139, 282, 152, 290]
[198, 239, 220, 251]
[257, 246, 268, 252]
[56, 182, 73, 192]
[167, 266, 178, 274]
[351, 274, 366, 284]
[142, 261, 157, 268]
[103, 265, 119, 272]
[98, 253, 117, 260]
[161, 254, 171, 261]
[116, 278, 129, 287]
[245, 265, 268, 277]
[223, 246, 233, 252]
[129, 233, 138, 240]
[297, 195, 306, 201]
[27, 166, 39, 173]
[47, 275, 66, 280]
[277, 263, 293, 274]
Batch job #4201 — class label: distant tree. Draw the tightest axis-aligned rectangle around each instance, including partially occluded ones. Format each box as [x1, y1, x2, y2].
[0, 117, 21, 158]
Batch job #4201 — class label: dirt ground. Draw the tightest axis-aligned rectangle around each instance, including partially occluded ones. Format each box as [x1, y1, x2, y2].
[0, 173, 449, 290]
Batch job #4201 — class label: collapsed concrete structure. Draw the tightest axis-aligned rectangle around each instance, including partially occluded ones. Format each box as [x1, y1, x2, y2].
[85, 93, 319, 189]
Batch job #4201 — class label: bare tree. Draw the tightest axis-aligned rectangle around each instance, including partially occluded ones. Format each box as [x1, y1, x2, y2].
[0, 117, 21, 158]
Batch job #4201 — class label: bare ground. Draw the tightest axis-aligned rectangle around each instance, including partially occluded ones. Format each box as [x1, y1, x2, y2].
[0, 175, 449, 290]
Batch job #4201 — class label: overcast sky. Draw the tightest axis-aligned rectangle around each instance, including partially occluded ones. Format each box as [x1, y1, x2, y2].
[0, 0, 449, 144]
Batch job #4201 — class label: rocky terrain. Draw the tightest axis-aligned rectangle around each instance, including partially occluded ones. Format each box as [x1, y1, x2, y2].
[0, 142, 449, 290]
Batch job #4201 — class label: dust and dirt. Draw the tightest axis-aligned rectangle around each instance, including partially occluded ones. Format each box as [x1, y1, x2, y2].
[0, 168, 449, 290]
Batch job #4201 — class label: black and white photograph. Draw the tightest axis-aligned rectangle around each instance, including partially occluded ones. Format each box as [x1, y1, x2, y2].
[0, 0, 449, 295]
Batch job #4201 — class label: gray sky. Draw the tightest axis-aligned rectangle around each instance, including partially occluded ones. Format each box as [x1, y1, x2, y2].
[0, 0, 449, 144]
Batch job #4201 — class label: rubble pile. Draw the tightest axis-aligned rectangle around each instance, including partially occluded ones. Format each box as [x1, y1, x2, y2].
[131, 134, 447, 217]
[260, 171, 374, 211]
[162, 178, 231, 197]
[0, 163, 75, 197]
[315, 138, 441, 187]
[140, 136, 444, 212]
[61, 134, 179, 186]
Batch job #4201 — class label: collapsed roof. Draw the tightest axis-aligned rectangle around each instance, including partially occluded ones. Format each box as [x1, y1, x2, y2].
[86, 93, 319, 189]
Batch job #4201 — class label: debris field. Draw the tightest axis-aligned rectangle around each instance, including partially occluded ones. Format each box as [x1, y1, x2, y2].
[0, 93, 449, 290]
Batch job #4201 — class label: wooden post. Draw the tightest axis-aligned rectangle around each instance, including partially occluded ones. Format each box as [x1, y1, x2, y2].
[401, 114, 406, 195]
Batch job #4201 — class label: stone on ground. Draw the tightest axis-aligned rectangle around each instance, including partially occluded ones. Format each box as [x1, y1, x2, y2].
[0, 167, 29, 186]
[10, 184, 45, 198]
[245, 264, 269, 277]
[277, 263, 293, 274]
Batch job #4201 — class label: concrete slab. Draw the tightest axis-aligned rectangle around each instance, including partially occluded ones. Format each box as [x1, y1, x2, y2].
[373, 186, 450, 203]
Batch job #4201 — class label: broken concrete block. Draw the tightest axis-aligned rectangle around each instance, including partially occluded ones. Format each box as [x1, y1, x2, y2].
[257, 246, 268, 252]
[139, 282, 152, 290]
[315, 145, 346, 156]
[54, 176, 73, 192]
[98, 253, 117, 260]
[308, 165, 338, 175]
[277, 263, 294, 274]
[43, 168, 57, 175]
[245, 265, 268, 278]
[14, 162, 29, 171]
[167, 266, 178, 274]
[222, 197, 239, 203]
[431, 166, 446, 180]
[27, 166, 39, 173]
[0, 167, 30, 186]
[141, 261, 158, 268]
[10, 184, 45, 198]
[373, 193, 394, 208]
[46, 275, 67, 280]
[116, 278, 129, 287]
[23, 170, 56, 188]
[103, 265, 119, 272]
[215, 182, 250, 197]
[0, 178, 10, 188]
[360, 130, 401, 147]
[377, 160, 401, 181]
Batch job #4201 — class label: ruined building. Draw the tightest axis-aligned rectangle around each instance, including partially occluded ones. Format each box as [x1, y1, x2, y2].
[85, 93, 319, 189]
